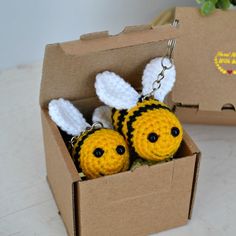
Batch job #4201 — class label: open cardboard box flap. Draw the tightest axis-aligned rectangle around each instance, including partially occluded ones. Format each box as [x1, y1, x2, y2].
[40, 23, 180, 109]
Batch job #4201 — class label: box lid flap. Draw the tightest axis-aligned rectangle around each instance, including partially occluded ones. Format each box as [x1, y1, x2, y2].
[40, 24, 179, 108]
[173, 7, 236, 111]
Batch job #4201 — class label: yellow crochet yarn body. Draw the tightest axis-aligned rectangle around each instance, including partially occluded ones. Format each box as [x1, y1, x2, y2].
[71, 128, 129, 179]
[112, 98, 183, 161]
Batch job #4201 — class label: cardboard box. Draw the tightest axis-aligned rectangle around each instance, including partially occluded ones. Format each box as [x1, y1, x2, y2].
[153, 7, 236, 125]
[40, 22, 201, 236]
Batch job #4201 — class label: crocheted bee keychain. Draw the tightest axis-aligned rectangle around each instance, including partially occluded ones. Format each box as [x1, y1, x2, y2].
[48, 98, 130, 179]
[95, 35, 183, 162]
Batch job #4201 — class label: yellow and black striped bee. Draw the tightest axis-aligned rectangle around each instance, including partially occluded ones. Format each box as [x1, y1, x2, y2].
[48, 98, 130, 179]
[95, 57, 183, 162]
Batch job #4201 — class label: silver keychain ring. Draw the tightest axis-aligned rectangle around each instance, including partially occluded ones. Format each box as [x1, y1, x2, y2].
[70, 122, 103, 148]
[86, 122, 103, 132]
[70, 136, 79, 148]
[161, 57, 174, 70]
[91, 121, 103, 130]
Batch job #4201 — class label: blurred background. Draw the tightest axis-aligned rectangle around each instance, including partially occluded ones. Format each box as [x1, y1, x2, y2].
[0, 0, 197, 70]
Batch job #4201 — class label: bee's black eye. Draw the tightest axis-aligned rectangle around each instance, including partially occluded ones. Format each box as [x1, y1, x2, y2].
[147, 132, 159, 143]
[171, 127, 180, 137]
[93, 148, 104, 158]
[116, 145, 125, 155]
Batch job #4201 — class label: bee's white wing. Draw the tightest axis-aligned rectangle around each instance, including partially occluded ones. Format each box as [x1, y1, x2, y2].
[48, 98, 90, 136]
[95, 71, 139, 110]
[92, 106, 113, 129]
[142, 57, 176, 102]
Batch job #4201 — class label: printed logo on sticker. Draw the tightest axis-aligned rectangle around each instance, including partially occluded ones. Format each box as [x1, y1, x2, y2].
[214, 51, 236, 75]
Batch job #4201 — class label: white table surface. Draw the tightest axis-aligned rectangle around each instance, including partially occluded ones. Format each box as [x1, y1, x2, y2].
[0, 63, 236, 236]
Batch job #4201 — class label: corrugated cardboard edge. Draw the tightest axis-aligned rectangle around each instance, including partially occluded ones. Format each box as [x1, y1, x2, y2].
[72, 182, 79, 236]
[59, 24, 177, 56]
[183, 131, 201, 219]
[46, 176, 79, 236]
[151, 7, 175, 26]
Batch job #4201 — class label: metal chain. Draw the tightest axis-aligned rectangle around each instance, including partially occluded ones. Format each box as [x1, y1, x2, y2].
[70, 136, 79, 148]
[143, 19, 179, 100]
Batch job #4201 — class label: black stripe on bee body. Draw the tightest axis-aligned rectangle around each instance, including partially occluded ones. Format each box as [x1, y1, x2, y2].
[71, 129, 98, 171]
[126, 103, 171, 154]
[117, 109, 128, 134]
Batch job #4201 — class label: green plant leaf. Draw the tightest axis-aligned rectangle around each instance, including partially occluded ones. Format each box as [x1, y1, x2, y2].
[210, 0, 218, 4]
[201, 1, 216, 15]
[216, 0, 231, 9]
[230, 0, 236, 5]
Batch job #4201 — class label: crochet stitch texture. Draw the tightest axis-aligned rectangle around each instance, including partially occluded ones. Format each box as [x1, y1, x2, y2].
[48, 98, 130, 179]
[71, 129, 130, 179]
[112, 98, 183, 161]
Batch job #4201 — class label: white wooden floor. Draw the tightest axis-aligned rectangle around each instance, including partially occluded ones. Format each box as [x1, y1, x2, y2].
[0, 63, 236, 236]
